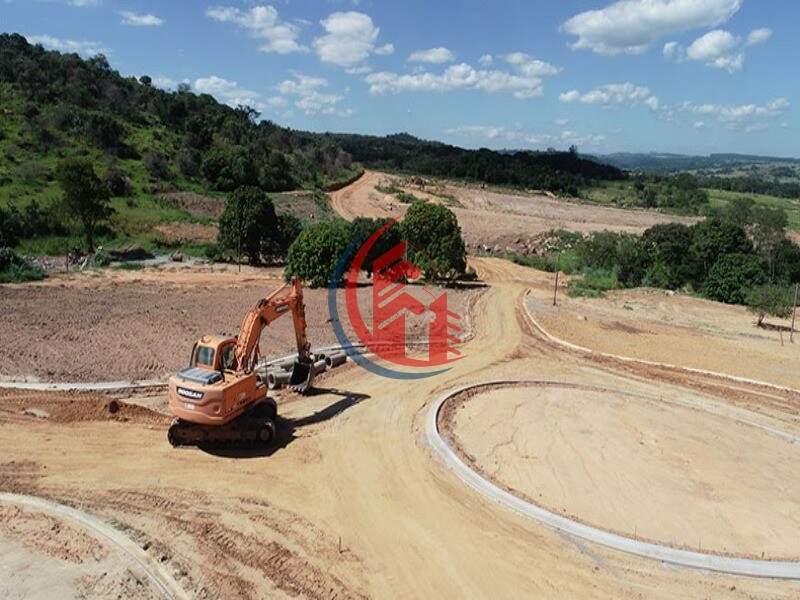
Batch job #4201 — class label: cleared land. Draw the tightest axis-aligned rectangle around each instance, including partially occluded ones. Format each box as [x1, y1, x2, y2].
[330, 171, 696, 252]
[0, 264, 476, 382]
[2, 174, 800, 598]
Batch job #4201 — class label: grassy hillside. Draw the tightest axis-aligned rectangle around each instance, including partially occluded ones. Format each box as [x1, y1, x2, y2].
[0, 33, 359, 256]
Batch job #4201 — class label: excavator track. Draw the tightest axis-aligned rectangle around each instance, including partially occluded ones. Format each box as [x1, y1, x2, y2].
[168, 404, 276, 448]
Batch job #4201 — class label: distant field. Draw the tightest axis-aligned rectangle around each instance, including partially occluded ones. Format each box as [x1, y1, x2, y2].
[584, 179, 800, 231]
[707, 188, 800, 230]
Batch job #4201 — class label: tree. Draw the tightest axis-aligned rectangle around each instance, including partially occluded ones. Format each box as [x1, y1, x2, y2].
[689, 219, 753, 284]
[284, 220, 352, 288]
[217, 186, 278, 265]
[703, 253, 766, 304]
[262, 213, 303, 260]
[640, 223, 694, 289]
[749, 206, 788, 281]
[745, 284, 793, 327]
[55, 157, 112, 251]
[400, 201, 466, 281]
[348, 217, 403, 276]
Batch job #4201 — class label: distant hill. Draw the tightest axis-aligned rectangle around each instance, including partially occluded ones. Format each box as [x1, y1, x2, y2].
[594, 152, 800, 173]
[319, 132, 625, 195]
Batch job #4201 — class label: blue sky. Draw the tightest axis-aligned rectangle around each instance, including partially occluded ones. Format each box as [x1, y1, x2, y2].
[3, 0, 797, 156]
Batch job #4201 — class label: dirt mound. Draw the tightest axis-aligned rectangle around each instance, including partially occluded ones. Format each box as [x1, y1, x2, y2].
[0, 389, 169, 425]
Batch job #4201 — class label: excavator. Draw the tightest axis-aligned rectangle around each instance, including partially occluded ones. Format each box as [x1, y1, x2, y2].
[167, 277, 315, 447]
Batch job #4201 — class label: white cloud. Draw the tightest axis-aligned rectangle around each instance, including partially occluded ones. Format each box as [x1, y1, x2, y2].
[24, 34, 108, 56]
[503, 52, 561, 77]
[562, 82, 659, 110]
[662, 41, 684, 61]
[366, 63, 548, 99]
[120, 11, 163, 27]
[555, 118, 570, 126]
[559, 90, 580, 103]
[366, 53, 559, 100]
[69, 0, 101, 6]
[374, 43, 394, 55]
[686, 29, 742, 72]
[562, 0, 742, 55]
[693, 121, 705, 129]
[478, 54, 493, 66]
[679, 97, 789, 129]
[277, 72, 351, 116]
[314, 11, 390, 68]
[746, 27, 772, 47]
[206, 5, 306, 54]
[194, 76, 263, 110]
[150, 76, 189, 90]
[445, 125, 606, 149]
[408, 47, 455, 64]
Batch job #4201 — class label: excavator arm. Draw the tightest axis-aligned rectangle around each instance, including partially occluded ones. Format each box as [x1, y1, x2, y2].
[233, 277, 312, 373]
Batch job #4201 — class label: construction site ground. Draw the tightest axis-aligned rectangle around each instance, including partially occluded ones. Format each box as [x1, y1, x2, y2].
[1, 172, 800, 598]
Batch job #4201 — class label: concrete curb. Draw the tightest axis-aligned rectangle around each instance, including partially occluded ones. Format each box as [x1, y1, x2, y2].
[426, 380, 800, 580]
[0, 493, 189, 599]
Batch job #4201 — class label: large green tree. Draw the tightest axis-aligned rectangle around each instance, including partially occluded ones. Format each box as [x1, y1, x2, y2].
[689, 219, 753, 284]
[703, 253, 766, 304]
[54, 157, 112, 251]
[746, 284, 794, 327]
[284, 220, 351, 288]
[217, 186, 278, 265]
[400, 201, 466, 281]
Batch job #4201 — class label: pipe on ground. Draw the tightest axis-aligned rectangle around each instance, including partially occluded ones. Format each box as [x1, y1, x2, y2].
[325, 352, 347, 369]
[267, 370, 291, 389]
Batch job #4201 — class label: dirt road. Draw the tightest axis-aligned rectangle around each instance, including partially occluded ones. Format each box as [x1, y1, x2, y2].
[2, 257, 800, 598]
[328, 171, 696, 249]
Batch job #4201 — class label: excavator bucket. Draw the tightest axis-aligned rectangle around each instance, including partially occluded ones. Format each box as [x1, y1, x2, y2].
[288, 360, 315, 393]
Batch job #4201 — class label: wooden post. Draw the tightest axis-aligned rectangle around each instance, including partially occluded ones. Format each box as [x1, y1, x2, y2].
[553, 271, 559, 307]
[791, 283, 798, 343]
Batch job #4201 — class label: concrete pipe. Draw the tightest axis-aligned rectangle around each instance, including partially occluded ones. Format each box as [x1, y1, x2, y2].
[311, 359, 327, 375]
[267, 370, 291, 390]
[325, 352, 347, 369]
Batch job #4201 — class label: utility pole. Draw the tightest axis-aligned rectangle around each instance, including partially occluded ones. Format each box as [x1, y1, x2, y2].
[791, 283, 799, 343]
[553, 271, 559, 306]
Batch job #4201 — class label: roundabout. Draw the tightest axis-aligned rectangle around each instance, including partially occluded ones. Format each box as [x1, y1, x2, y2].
[427, 380, 800, 579]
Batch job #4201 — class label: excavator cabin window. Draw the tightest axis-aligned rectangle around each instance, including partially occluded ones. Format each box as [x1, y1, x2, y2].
[194, 345, 215, 368]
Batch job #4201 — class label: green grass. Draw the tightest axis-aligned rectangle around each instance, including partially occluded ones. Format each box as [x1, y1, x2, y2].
[506, 249, 580, 274]
[568, 268, 619, 298]
[0, 263, 45, 283]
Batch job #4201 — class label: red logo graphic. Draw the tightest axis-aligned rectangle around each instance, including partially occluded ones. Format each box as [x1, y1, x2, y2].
[344, 219, 462, 369]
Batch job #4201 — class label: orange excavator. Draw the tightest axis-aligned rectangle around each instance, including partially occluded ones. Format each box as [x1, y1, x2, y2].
[167, 277, 315, 447]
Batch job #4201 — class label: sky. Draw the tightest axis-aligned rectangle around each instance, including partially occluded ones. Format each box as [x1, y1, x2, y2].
[2, 0, 797, 156]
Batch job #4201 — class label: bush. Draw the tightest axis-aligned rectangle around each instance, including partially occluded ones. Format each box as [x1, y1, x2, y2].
[285, 220, 352, 287]
[568, 268, 618, 298]
[745, 285, 793, 326]
[143, 152, 172, 181]
[105, 167, 133, 197]
[217, 186, 278, 265]
[0, 247, 45, 283]
[703, 253, 766, 304]
[400, 201, 466, 281]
